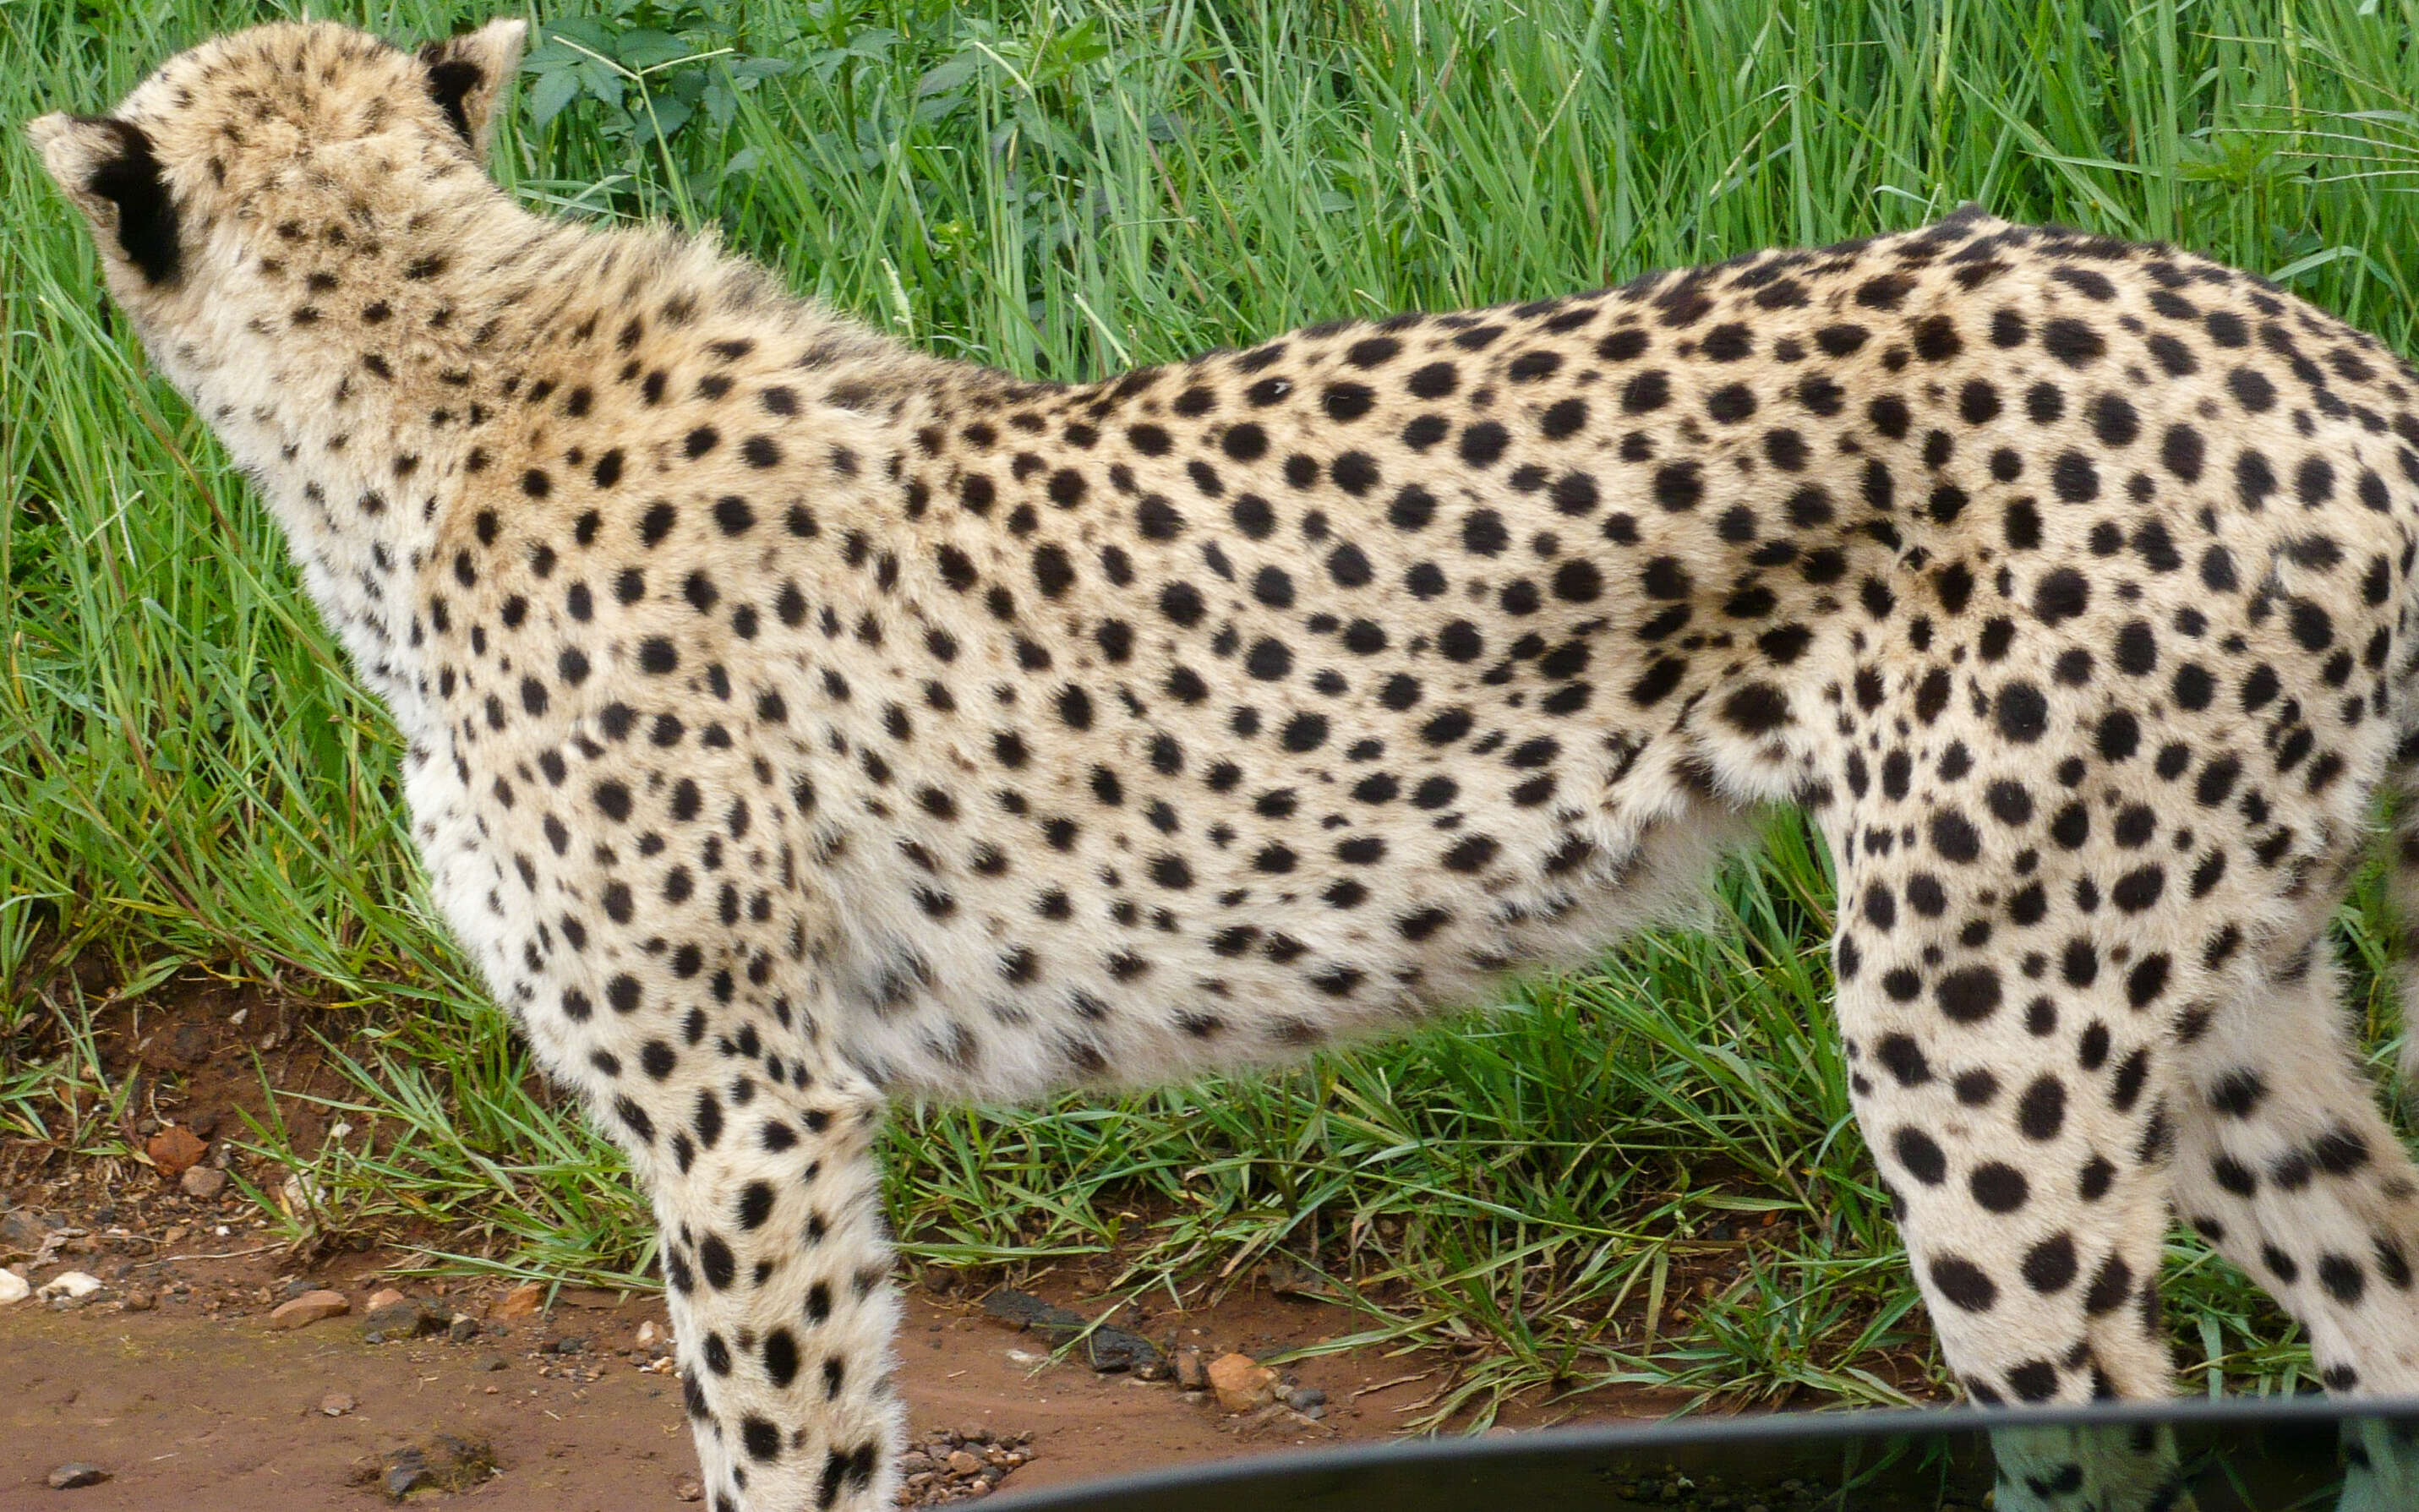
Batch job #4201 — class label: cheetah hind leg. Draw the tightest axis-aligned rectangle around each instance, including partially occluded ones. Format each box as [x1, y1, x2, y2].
[1988, 1422, 2195, 1512]
[1823, 794, 2190, 1510]
[2166, 937, 2419, 1512]
[1985, 1419, 2419, 1512]
[638, 1062, 904, 1512]
[2336, 751, 2419, 1511]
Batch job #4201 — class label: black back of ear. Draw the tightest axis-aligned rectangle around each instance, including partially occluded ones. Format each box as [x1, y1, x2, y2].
[418, 45, 484, 146]
[77, 117, 180, 285]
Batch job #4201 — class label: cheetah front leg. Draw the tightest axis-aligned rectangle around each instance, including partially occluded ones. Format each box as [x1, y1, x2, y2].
[629, 1057, 904, 1512]
[450, 730, 911, 1511]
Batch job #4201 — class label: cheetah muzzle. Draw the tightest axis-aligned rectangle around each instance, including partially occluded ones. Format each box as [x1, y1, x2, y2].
[34, 18, 2419, 1512]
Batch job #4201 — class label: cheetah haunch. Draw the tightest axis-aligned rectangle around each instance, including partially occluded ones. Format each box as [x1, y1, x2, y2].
[35, 19, 2419, 1511]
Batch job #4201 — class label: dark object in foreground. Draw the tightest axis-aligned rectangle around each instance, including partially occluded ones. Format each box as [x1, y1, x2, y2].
[990, 1397, 2419, 1511]
[980, 1289, 1164, 1375]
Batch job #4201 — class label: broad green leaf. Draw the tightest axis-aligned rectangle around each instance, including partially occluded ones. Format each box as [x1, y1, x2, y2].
[525, 66, 582, 130]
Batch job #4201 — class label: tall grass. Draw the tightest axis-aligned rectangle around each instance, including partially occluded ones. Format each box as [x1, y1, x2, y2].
[5, 0, 2416, 1416]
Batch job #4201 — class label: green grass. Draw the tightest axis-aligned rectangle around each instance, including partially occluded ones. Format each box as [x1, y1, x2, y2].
[6, 0, 2419, 1422]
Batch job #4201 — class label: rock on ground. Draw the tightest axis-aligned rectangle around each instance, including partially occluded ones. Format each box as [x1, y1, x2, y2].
[348, 1434, 496, 1501]
[144, 1127, 208, 1179]
[1172, 1346, 1210, 1392]
[362, 1289, 442, 1338]
[37, 1271, 104, 1305]
[978, 1290, 1163, 1375]
[489, 1281, 544, 1321]
[266, 1290, 348, 1329]
[1207, 1352, 1280, 1414]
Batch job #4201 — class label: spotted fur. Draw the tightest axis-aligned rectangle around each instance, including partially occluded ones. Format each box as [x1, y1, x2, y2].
[34, 19, 2419, 1511]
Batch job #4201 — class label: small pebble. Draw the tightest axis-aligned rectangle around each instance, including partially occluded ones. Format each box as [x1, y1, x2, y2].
[47, 1463, 109, 1490]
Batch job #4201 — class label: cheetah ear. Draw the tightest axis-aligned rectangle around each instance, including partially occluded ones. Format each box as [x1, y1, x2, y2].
[417, 18, 528, 159]
[28, 113, 182, 286]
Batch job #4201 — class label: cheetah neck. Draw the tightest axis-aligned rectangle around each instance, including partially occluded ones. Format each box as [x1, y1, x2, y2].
[189, 193, 920, 741]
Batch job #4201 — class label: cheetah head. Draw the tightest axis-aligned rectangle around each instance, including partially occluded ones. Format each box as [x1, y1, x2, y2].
[29, 18, 524, 406]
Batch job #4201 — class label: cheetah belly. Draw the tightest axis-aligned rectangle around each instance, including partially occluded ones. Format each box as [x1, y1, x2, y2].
[821, 733, 1772, 1104]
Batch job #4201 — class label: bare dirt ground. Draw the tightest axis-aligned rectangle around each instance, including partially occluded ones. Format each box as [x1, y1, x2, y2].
[1, 979, 1685, 1508]
[0, 1239, 1672, 1509]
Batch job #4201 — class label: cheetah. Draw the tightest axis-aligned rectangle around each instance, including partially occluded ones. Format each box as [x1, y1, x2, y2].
[33, 17, 2419, 1511]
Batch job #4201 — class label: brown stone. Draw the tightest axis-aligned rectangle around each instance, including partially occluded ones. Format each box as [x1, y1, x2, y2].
[267, 1289, 349, 1329]
[178, 1166, 227, 1199]
[362, 1288, 437, 1337]
[145, 1126, 208, 1179]
[1207, 1351, 1279, 1413]
[490, 1280, 544, 1320]
[0, 1206, 57, 1252]
[1173, 1346, 1210, 1391]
